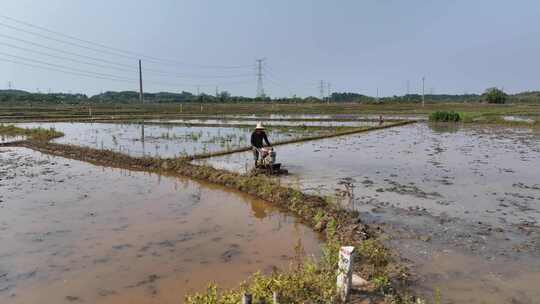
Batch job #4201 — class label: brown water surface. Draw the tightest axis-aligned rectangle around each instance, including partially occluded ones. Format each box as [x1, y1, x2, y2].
[0, 147, 320, 304]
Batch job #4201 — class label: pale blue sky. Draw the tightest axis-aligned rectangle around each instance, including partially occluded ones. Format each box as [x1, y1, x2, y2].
[1, 0, 539, 97]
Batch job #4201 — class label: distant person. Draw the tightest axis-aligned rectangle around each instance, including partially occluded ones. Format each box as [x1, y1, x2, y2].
[251, 123, 271, 167]
[379, 115, 384, 125]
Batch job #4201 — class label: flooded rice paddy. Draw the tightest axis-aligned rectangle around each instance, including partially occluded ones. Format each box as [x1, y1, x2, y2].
[146, 118, 383, 127]
[198, 114, 424, 121]
[202, 122, 540, 303]
[0, 147, 320, 304]
[14, 122, 333, 158]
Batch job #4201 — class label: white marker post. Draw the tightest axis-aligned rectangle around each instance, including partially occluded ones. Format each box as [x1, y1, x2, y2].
[242, 293, 252, 304]
[336, 246, 355, 302]
[272, 291, 279, 304]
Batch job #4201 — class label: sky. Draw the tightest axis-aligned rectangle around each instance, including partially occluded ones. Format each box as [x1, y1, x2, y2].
[0, 0, 539, 98]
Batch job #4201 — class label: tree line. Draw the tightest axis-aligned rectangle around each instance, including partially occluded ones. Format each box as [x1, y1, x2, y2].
[0, 87, 536, 104]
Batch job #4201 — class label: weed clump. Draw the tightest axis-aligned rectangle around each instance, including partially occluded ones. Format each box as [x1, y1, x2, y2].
[429, 111, 461, 122]
[0, 124, 64, 141]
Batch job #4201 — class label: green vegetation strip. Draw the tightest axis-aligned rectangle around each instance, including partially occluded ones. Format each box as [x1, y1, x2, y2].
[13, 135, 414, 303]
[190, 121, 416, 160]
[0, 124, 64, 142]
[429, 111, 461, 122]
[2, 102, 539, 121]
[429, 111, 539, 126]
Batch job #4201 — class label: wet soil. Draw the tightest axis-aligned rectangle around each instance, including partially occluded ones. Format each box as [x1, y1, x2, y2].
[0, 147, 320, 304]
[203, 123, 540, 303]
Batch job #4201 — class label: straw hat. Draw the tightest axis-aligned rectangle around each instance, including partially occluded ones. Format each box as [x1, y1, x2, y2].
[255, 122, 265, 130]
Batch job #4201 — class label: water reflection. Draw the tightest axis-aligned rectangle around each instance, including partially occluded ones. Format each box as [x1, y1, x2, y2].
[0, 147, 321, 304]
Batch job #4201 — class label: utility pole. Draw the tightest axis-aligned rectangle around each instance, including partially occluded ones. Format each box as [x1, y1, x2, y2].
[422, 76, 425, 107]
[327, 82, 331, 104]
[406, 80, 410, 101]
[196, 85, 200, 96]
[139, 59, 144, 103]
[319, 80, 325, 100]
[215, 86, 219, 98]
[256, 58, 265, 98]
[376, 87, 379, 102]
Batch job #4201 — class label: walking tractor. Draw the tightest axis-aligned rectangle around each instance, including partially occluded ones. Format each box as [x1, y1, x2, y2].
[250, 122, 287, 175]
[254, 147, 287, 175]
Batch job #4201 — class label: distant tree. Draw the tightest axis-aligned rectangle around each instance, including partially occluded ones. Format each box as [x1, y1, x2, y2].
[218, 91, 231, 102]
[484, 87, 507, 104]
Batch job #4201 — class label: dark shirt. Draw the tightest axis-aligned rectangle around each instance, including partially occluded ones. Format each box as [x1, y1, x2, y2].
[251, 130, 271, 148]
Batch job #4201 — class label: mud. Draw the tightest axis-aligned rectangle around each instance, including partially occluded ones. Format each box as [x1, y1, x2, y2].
[0, 147, 321, 304]
[203, 123, 540, 303]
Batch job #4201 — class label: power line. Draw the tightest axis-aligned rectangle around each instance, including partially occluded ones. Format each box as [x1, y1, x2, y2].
[0, 21, 144, 61]
[263, 65, 317, 89]
[0, 51, 138, 81]
[0, 51, 254, 89]
[0, 33, 134, 69]
[0, 50, 150, 82]
[0, 15, 252, 70]
[0, 56, 137, 83]
[0, 33, 254, 80]
[0, 40, 135, 73]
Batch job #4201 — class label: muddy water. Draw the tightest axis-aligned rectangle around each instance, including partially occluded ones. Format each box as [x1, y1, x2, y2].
[0, 147, 320, 304]
[14, 122, 320, 158]
[202, 123, 540, 303]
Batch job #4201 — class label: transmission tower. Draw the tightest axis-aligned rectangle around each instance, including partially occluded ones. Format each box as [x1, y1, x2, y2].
[406, 80, 410, 96]
[139, 59, 144, 103]
[7, 81, 12, 90]
[327, 82, 331, 101]
[319, 80, 325, 99]
[256, 58, 265, 98]
[422, 76, 425, 107]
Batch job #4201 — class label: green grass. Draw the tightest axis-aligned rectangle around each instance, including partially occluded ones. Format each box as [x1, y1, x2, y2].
[1, 102, 538, 121]
[0, 124, 64, 141]
[429, 111, 461, 122]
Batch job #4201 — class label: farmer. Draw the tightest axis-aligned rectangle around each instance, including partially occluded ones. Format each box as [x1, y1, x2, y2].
[251, 122, 271, 167]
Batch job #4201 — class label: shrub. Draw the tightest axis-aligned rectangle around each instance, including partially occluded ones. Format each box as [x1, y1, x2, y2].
[484, 87, 507, 104]
[428, 111, 461, 122]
